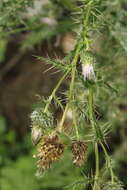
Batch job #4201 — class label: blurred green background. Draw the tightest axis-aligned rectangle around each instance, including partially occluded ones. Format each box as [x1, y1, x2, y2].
[0, 0, 127, 189]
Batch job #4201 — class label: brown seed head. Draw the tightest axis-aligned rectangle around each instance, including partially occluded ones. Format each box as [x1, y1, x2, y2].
[71, 141, 88, 167]
[36, 135, 64, 175]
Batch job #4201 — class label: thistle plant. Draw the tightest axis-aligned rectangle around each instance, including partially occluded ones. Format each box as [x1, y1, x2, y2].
[30, 0, 124, 189]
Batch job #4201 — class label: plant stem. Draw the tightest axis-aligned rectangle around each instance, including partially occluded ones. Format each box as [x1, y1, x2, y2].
[93, 142, 100, 190]
[100, 141, 115, 184]
[82, 0, 93, 47]
[88, 88, 100, 190]
[88, 88, 95, 128]
[56, 1, 93, 136]
[44, 70, 70, 113]
[83, 0, 93, 29]
[58, 42, 82, 136]
[82, 2, 101, 188]
[73, 110, 79, 139]
[69, 43, 82, 138]
[59, 103, 69, 132]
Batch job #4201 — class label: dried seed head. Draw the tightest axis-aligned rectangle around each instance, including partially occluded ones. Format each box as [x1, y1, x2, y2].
[71, 141, 88, 167]
[36, 135, 64, 175]
[31, 125, 42, 145]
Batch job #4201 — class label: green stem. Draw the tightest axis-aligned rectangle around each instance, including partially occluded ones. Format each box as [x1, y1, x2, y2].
[93, 143, 99, 190]
[69, 43, 81, 138]
[58, 42, 82, 136]
[100, 141, 115, 184]
[95, 143, 99, 179]
[59, 104, 69, 132]
[73, 110, 79, 139]
[83, 0, 93, 28]
[88, 88, 95, 128]
[82, 2, 100, 188]
[88, 88, 100, 190]
[82, 0, 93, 47]
[44, 70, 70, 113]
[69, 42, 82, 97]
[93, 142, 100, 190]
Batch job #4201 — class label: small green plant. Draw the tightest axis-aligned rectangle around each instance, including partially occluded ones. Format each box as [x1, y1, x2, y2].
[30, 1, 124, 189]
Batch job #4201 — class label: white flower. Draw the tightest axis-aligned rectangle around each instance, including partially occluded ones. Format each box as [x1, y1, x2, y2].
[82, 63, 95, 81]
[31, 126, 42, 145]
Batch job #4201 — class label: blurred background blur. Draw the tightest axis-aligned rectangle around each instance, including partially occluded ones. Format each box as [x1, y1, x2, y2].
[0, 0, 127, 189]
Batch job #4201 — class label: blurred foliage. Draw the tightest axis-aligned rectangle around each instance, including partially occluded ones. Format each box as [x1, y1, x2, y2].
[0, 0, 127, 189]
[1, 152, 86, 190]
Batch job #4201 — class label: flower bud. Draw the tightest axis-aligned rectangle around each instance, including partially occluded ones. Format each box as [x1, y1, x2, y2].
[81, 50, 96, 81]
[31, 126, 42, 145]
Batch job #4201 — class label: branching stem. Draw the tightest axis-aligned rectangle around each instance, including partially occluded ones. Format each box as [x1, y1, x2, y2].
[58, 42, 82, 136]
[44, 70, 70, 113]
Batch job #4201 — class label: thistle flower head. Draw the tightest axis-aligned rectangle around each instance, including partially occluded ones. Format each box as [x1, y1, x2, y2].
[31, 125, 42, 145]
[81, 50, 96, 81]
[30, 108, 53, 129]
[71, 140, 88, 167]
[35, 134, 64, 176]
[82, 63, 95, 81]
